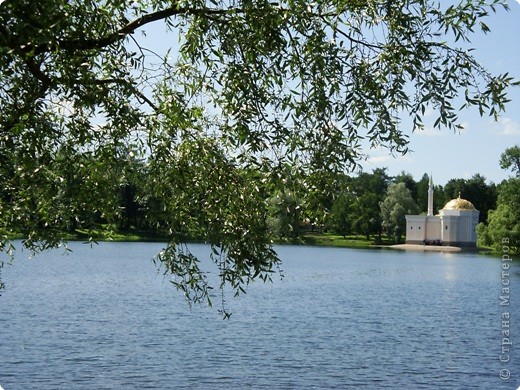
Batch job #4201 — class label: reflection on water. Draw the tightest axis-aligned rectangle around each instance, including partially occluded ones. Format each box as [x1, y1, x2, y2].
[0, 242, 518, 389]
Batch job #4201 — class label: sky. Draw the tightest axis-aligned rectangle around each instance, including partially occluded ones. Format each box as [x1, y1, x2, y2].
[2, 0, 517, 186]
[138, 0, 520, 186]
[360, 0, 520, 185]
[133, 1, 520, 186]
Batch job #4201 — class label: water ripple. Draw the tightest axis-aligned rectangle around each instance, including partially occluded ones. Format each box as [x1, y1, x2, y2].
[0, 243, 518, 389]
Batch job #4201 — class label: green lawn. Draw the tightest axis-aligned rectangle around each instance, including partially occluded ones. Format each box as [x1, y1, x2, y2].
[73, 227, 168, 243]
[74, 228, 390, 249]
[285, 233, 392, 249]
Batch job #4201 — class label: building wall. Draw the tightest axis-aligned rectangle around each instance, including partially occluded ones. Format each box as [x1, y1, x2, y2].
[439, 209, 479, 247]
[440, 215, 457, 244]
[425, 216, 441, 241]
[405, 215, 427, 244]
[405, 215, 442, 244]
[405, 186, 480, 247]
[406, 211, 479, 247]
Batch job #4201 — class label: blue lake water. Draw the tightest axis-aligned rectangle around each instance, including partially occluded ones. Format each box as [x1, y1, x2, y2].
[0, 242, 518, 389]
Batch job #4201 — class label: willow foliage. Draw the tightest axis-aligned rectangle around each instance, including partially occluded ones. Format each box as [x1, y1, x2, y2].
[0, 0, 517, 313]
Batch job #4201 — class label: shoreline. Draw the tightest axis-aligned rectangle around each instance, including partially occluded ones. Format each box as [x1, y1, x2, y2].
[389, 243, 464, 252]
[5, 231, 499, 256]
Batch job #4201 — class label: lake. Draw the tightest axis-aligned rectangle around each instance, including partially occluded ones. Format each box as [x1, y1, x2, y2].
[0, 242, 518, 389]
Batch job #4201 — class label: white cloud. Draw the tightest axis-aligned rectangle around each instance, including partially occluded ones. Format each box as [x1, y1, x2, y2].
[366, 153, 413, 165]
[416, 126, 446, 137]
[456, 122, 469, 135]
[419, 106, 436, 119]
[367, 155, 395, 164]
[415, 122, 469, 137]
[490, 117, 520, 136]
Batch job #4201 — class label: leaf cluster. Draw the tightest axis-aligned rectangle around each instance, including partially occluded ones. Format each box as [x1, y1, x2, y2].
[0, 0, 517, 312]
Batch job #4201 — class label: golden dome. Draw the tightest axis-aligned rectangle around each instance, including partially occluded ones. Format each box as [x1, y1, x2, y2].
[442, 196, 476, 211]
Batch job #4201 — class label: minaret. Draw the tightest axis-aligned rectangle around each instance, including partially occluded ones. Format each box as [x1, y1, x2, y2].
[427, 174, 434, 216]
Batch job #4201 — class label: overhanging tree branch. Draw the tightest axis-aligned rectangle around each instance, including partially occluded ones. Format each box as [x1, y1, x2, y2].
[32, 5, 244, 54]
[0, 0, 516, 315]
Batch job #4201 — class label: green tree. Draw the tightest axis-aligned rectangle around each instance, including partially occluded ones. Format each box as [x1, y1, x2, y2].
[499, 145, 520, 177]
[394, 171, 418, 203]
[479, 178, 520, 253]
[411, 173, 446, 214]
[302, 171, 350, 234]
[351, 192, 382, 241]
[349, 168, 391, 240]
[443, 175, 496, 223]
[414, 173, 445, 214]
[380, 182, 419, 243]
[329, 192, 354, 238]
[464, 174, 497, 223]
[443, 178, 467, 201]
[352, 169, 391, 199]
[1, 0, 518, 310]
[267, 190, 302, 239]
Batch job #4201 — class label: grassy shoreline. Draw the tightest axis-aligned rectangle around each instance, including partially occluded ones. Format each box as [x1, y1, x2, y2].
[6, 228, 502, 255]
[72, 229, 388, 248]
[280, 233, 390, 249]
[102, 231, 503, 256]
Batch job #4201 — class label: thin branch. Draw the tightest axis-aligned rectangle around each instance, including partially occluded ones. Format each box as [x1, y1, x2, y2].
[31, 5, 243, 55]
[133, 88, 159, 112]
[25, 57, 52, 99]
[334, 28, 383, 51]
[25, 57, 51, 87]
[88, 78, 160, 112]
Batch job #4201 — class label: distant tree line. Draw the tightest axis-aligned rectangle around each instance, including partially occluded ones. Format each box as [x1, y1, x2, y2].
[321, 169, 499, 244]
[478, 146, 520, 253]
[265, 147, 519, 253]
[59, 158, 500, 246]
[5, 145, 516, 253]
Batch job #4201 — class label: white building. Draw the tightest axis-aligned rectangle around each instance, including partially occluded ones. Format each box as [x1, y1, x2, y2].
[405, 176, 480, 248]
